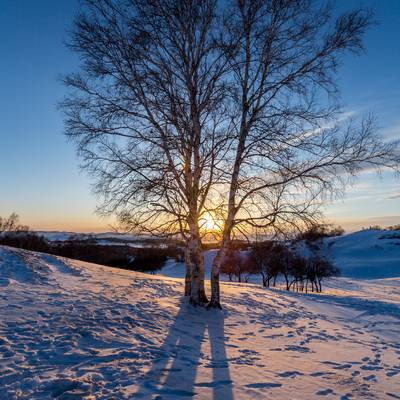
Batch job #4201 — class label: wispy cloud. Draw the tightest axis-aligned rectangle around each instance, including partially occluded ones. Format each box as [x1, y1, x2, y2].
[385, 193, 400, 200]
[381, 123, 400, 141]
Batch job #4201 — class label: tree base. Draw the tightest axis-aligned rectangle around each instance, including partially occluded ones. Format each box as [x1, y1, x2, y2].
[199, 289, 208, 304]
[189, 296, 209, 307]
[206, 300, 222, 310]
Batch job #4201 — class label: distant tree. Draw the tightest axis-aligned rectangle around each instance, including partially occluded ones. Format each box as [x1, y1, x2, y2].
[289, 254, 308, 292]
[128, 248, 169, 274]
[0, 232, 49, 252]
[221, 246, 253, 283]
[386, 225, 400, 231]
[277, 247, 296, 291]
[0, 213, 29, 234]
[251, 241, 282, 287]
[369, 225, 383, 231]
[306, 256, 340, 292]
[298, 224, 345, 243]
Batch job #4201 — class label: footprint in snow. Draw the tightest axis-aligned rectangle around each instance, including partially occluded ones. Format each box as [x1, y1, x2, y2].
[386, 369, 400, 377]
[245, 382, 282, 389]
[332, 364, 352, 370]
[277, 370, 303, 378]
[363, 374, 377, 382]
[285, 345, 310, 353]
[310, 371, 335, 377]
[315, 388, 334, 396]
[386, 393, 400, 399]
[360, 364, 382, 371]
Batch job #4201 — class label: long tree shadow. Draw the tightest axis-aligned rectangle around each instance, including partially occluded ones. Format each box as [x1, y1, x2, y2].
[134, 299, 234, 399]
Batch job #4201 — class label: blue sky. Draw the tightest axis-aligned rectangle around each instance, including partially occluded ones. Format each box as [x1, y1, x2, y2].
[0, 0, 399, 232]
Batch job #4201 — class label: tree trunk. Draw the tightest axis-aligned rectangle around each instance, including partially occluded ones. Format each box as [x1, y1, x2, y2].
[208, 243, 228, 309]
[188, 223, 208, 305]
[262, 274, 267, 287]
[184, 245, 192, 297]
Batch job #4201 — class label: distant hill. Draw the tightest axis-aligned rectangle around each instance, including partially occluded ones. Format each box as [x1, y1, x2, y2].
[321, 229, 400, 279]
[34, 228, 400, 280]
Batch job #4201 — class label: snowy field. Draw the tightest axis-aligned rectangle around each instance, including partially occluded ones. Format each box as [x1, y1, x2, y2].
[160, 229, 400, 282]
[1, 245, 400, 399]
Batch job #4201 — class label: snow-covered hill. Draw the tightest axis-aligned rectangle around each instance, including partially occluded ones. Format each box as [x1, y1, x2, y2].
[32, 231, 167, 248]
[35, 231, 144, 242]
[160, 229, 400, 281]
[322, 229, 400, 279]
[1, 245, 400, 399]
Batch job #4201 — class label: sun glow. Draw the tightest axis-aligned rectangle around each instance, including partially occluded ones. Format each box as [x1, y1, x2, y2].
[199, 211, 223, 237]
[203, 213, 217, 230]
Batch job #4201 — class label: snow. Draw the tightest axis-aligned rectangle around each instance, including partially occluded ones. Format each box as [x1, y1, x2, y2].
[33, 231, 167, 248]
[34, 231, 89, 242]
[35, 231, 150, 243]
[322, 229, 400, 279]
[1, 245, 400, 399]
[161, 229, 400, 282]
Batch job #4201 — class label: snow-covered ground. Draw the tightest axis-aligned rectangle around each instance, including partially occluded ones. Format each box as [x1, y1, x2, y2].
[322, 229, 400, 279]
[160, 229, 400, 283]
[1, 245, 399, 399]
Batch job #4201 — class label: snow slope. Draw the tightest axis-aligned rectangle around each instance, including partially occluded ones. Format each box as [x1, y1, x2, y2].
[322, 229, 400, 279]
[161, 229, 400, 282]
[1, 245, 400, 399]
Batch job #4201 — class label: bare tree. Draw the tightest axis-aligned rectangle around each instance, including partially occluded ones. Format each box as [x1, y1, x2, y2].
[62, 0, 399, 309]
[61, 0, 231, 305]
[250, 241, 282, 287]
[0, 213, 29, 234]
[220, 245, 253, 282]
[207, 0, 399, 308]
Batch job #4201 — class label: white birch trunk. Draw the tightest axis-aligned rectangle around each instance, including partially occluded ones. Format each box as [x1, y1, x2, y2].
[184, 245, 192, 297]
[188, 222, 208, 305]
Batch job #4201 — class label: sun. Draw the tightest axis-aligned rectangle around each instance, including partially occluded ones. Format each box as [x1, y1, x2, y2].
[204, 213, 216, 230]
[200, 211, 219, 233]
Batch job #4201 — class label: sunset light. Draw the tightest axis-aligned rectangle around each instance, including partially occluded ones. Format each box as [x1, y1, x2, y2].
[1, 0, 399, 398]
[200, 211, 222, 235]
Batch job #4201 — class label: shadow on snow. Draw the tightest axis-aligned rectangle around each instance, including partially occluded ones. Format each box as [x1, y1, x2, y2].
[134, 299, 234, 399]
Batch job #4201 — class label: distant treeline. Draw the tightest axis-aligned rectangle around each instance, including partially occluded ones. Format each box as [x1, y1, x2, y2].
[363, 224, 400, 232]
[1, 213, 345, 292]
[221, 241, 339, 293]
[0, 231, 183, 273]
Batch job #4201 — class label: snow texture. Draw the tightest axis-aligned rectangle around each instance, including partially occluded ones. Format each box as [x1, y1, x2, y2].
[0, 244, 399, 399]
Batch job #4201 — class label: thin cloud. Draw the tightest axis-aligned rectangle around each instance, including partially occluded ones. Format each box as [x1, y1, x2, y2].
[385, 193, 400, 200]
[381, 123, 400, 140]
